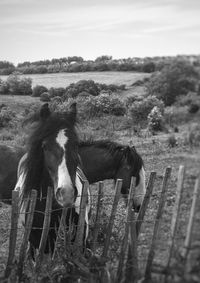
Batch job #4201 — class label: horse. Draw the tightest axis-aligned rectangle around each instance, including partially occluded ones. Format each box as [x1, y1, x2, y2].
[13, 103, 90, 256]
[0, 145, 24, 204]
[0, 140, 145, 212]
[78, 140, 145, 211]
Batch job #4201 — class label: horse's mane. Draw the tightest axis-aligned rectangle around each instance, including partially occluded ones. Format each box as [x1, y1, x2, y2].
[79, 139, 144, 172]
[22, 112, 79, 199]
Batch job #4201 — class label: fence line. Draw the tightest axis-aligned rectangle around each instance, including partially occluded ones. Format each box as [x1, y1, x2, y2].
[0, 166, 199, 282]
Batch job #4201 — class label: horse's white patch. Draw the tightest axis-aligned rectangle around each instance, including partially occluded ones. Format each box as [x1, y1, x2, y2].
[56, 129, 74, 205]
[56, 129, 68, 150]
[135, 166, 146, 206]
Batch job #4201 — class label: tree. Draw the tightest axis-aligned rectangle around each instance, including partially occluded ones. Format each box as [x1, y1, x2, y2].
[95, 55, 112, 62]
[147, 59, 199, 105]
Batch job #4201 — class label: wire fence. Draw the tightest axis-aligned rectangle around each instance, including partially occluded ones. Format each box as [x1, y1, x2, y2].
[0, 166, 199, 282]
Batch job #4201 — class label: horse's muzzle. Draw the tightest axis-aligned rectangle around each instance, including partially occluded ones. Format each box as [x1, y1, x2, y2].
[56, 187, 74, 207]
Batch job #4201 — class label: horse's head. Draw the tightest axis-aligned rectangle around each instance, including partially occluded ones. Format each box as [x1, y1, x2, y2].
[115, 146, 146, 212]
[22, 103, 79, 208]
[41, 103, 79, 207]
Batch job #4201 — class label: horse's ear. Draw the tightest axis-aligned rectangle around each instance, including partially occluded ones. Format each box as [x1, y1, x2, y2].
[40, 103, 51, 120]
[68, 102, 77, 124]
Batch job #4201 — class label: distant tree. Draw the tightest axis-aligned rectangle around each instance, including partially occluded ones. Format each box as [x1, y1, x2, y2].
[0, 61, 15, 69]
[147, 60, 199, 105]
[95, 55, 112, 62]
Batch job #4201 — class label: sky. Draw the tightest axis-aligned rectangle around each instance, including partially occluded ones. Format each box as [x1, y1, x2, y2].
[0, 0, 200, 65]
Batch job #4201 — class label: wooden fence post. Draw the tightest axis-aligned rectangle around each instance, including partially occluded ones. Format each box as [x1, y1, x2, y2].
[74, 180, 89, 256]
[102, 179, 122, 259]
[35, 187, 53, 272]
[18, 189, 37, 280]
[136, 172, 156, 237]
[144, 167, 172, 283]
[92, 181, 104, 252]
[164, 165, 185, 282]
[116, 177, 137, 283]
[52, 207, 69, 260]
[5, 190, 20, 278]
[182, 174, 200, 265]
[125, 177, 139, 283]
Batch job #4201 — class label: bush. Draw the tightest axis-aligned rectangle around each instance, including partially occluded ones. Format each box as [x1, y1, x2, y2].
[148, 106, 163, 132]
[5, 74, 32, 95]
[176, 91, 200, 106]
[184, 123, 200, 147]
[64, 80, 100, 99]
[49, 87, 66, 98]
[188, 103, 199, 114]
[167, 134, 178, 147]
[0, 81, 10, 94]
[128, 96, 164, 123]
[0, 106, 15, 127]
[147, 60, 199, 105]
[164, 106, 190, 126]
[40, 92, 50, 102]
[32, 85, 48, 97]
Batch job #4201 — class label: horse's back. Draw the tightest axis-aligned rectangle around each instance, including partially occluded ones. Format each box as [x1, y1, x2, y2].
[0, 145, 25, 203]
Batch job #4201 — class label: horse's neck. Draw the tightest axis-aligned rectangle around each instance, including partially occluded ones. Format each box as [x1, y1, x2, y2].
[79, 146, 120, 183]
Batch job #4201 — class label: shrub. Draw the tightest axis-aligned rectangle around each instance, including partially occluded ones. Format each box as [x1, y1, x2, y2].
[6, 74, 32, 95]
[40, 92, 50, 102]
[0, 106, 15, 127]
[148, 106, 163, 132]
[64, 80, 99, 99]
[167, 134, 178, 147]
[129, 96, 164, 123]
[32, 85, 48, 97]
[0, 81, 10, 94]
[184, 123, 200, 147]
[49, 87, 66, 98]
[164, 106, 190, 126]
[176, 91, 200, 107]
[147, 60, 199, 105]
[188, 103, 199, 114]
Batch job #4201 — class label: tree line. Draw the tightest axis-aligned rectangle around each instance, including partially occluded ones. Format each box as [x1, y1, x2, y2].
[0, 54, 199, 75]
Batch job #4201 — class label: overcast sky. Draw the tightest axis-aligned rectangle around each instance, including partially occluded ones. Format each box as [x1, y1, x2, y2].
[0, 0, 200, 64]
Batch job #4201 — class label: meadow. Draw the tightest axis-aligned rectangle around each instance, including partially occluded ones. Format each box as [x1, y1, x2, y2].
[0, 71, 149, 88]
[0, 68, 200, 282]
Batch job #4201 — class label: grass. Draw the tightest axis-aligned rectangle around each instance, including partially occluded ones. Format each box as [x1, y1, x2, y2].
[0, 71, 150, 88]
[0, 73, 200, 282]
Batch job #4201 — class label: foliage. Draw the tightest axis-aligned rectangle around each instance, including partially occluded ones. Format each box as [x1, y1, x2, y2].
[95, 55, 112, 62]
[32, 85, 48, 97]
[128, 95, 164, 123]
[0, 81, 10, 94]
[0, 74, 32, 95]
[176, 91, 200, 106]
[188, 103, 199, 114]
[0, 106, 15, 128]
[147, 60, 199, 105]
[49, 87, 66, 98]
[167, 134, 178, 147]
[184, 123, 200, 147]
[148, 106, 163, 132]
[0, 61, 15, 75]
[40, 92, 51, 102]
[164, 106, 192, 126]
[64, 80, 100, 99]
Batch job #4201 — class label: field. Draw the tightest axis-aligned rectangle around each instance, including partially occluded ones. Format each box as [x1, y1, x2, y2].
[0, 71, 150, 88]
[0, 71, 200, 282]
